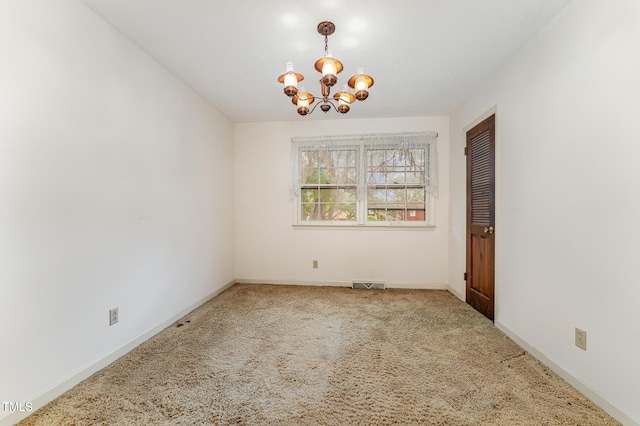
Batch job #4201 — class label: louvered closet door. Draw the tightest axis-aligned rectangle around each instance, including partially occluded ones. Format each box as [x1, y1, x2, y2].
[466, 115, 495, 321]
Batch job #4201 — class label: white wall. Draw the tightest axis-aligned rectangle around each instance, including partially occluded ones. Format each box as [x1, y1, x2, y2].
[0, 1, 235, 423]
[449, 0, 640, 423]
[235, 117, 449, 288]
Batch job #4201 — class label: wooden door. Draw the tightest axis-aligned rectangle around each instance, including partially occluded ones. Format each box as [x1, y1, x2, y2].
[466, 115, 495, 321]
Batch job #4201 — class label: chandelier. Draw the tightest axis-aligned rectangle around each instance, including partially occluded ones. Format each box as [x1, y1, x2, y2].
[277, 21, 374, 116]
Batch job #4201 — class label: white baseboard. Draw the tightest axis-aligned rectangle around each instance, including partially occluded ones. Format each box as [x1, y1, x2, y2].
[235, 278, 448, 290]
[386, 283, 448, 290]
[496, 320, 638, 426]
[235, 278, 350, 287]
[1, 280, 235, 426]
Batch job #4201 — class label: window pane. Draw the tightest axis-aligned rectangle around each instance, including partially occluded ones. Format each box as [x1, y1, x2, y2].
[319, 188, 356, 203]
[317, 151, 334, 184]
[410, 149, 425, 168]
[367, 208, 407, 221]
[314, 150, 356, 185]
[333, 167, 356, 185]
[385, 150, 397, 166]
[406, 172, 423, 184]
[334, 150, 356, 168]
[367, 189, 386, 203]
[386, 188, 405, 205]
[386, 209, 406, 221]
[300, 149, 357, 185]
[406, 188, 425, 204]
[367, 172, 384, 184]
[407, 209, 426, 221]
[300, 187, 356, 222]
[301, 202, 357, 221]
[367, 208, 386, 222]
[301, 203, 318, 221]
[394, 150, 409, 167]
[368, 149, 385, 168]
[386, 171, 405, 184]
[300, 151, 319, 184]
[319, 203, 356, 221]
[302, 188, 319, 203]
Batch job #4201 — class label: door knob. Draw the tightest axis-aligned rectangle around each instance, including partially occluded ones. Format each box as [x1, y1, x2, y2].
[484, 225, 495, 234]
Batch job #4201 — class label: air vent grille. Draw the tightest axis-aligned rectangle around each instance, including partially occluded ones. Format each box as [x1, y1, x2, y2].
[352, 281, 385, 290]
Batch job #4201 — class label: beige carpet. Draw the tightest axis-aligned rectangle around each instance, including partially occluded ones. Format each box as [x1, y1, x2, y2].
[19, 284, 618, 425]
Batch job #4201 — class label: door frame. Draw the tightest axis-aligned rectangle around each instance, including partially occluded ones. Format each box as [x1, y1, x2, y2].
[462, 106, 499, 319]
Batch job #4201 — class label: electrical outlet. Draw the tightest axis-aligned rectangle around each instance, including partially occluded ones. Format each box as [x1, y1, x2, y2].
[109, 308, 119, 326]
[575, 327, 587, 350]
[313, 260, 318, 269]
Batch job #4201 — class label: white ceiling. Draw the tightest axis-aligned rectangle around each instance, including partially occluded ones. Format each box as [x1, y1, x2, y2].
[78, 0, 572, 123]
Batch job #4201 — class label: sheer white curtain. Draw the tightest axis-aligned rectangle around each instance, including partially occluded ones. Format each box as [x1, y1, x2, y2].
[290, 131, 438, 200]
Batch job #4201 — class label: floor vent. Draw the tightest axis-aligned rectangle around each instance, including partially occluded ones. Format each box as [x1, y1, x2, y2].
[352, 281, 385, 290]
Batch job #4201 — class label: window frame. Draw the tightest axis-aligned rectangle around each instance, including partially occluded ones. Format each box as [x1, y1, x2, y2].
[291, 132, 438, 229]
[298, 146, 359, 223]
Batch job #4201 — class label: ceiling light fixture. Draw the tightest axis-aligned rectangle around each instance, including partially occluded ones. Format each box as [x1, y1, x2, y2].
[278, 21, 374, 116]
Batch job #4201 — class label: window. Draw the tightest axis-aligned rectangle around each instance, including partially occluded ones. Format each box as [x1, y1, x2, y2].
[300, 148, 358, 221]
[291, 132, 438, 227]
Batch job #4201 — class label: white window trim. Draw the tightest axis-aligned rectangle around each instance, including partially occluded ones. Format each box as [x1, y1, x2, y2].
[291, 131, 438, 229]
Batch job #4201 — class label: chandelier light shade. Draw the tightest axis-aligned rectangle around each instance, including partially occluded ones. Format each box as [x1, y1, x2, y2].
[291, 87, 315, 116]
[348, 67, 374, 101]
[314, 50, 343, 88]
[334, 84, 355, 114]
[278, 21, 374, 116]
[277, 62, 304, 97]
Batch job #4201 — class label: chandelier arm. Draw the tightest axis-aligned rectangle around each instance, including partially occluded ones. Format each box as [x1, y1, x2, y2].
[307, 100, 323, 115]
[326, 100, 340, 113]
[306, 98, 340, 115]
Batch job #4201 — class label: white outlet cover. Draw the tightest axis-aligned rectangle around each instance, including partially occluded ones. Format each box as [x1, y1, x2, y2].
[109, 308, 119, 326]
[575, 327, 586, 350]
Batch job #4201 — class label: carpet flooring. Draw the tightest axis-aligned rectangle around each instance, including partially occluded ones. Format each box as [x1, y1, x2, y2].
[19, 284, 618, 425]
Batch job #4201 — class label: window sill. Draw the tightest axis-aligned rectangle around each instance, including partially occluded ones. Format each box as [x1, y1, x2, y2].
[293, 223, 436, 231]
